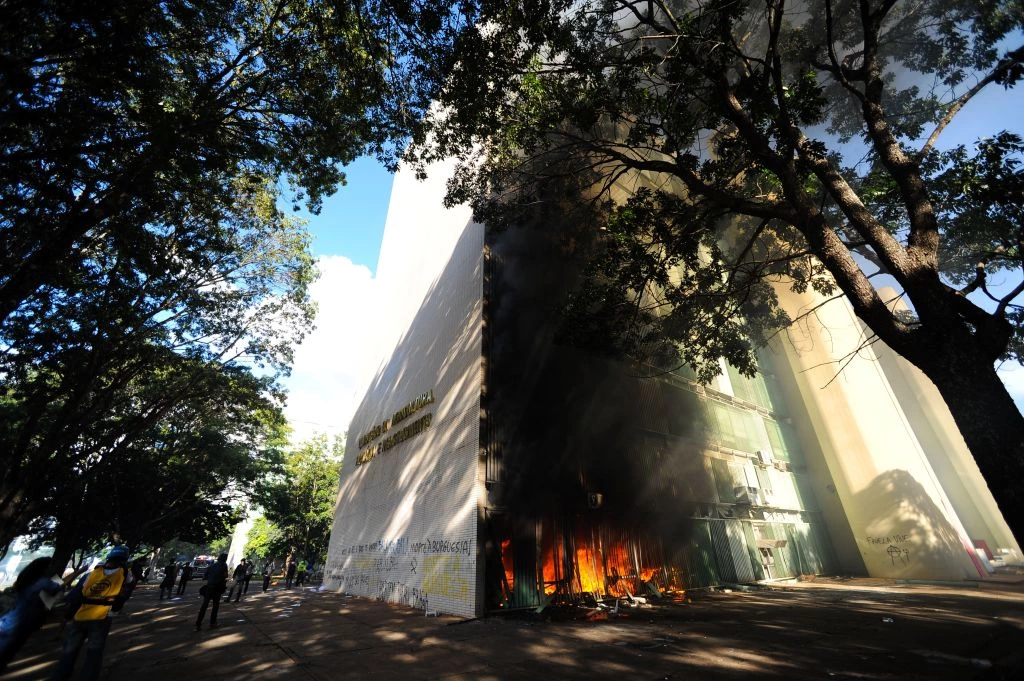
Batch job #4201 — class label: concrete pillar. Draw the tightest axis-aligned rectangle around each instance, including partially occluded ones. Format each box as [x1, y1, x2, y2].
[774, 286, 984, 580]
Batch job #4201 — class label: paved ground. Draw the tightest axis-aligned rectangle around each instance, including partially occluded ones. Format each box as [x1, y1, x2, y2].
[5, 577, 1024, 680]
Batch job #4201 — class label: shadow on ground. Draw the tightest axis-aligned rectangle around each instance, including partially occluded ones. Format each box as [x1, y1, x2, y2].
[4, 579, 1023, 680]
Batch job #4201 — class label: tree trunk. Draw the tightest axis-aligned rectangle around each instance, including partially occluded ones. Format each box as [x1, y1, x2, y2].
[918, 350, 1024, 544]
[48, 529, 78, 577]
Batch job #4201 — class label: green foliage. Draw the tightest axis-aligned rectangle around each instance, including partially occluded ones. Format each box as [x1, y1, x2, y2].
[253, 434, 343, 562]
[158, 538, 222, 563]
[22, 362, 288, 561]
[407, 0, 1024, 372]
[0, 181, 312, 547]
[416, 0, 1024, 371]
[208, 536, 232, 556]
[0, 0, 468, 318]
[244, 516, 289, 562]
[0, 0, 470, 546]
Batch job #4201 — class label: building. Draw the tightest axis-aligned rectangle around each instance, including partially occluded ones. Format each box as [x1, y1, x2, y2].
[324, 160, 1021, 618]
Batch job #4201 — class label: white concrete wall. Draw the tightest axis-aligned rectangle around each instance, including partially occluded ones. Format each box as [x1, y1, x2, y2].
[226, 513, 256, 569]
[872, 292, 1022, 565]
[324, 160, 484, 617]
[776, 286, 985, 580]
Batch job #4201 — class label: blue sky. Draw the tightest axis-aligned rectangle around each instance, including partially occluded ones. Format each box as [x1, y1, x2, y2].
[294, 155, 394, 269]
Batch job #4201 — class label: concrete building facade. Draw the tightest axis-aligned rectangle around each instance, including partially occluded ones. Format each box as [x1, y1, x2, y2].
[324, 161, 1021, 618]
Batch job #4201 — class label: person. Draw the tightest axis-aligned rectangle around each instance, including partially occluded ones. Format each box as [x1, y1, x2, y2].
[285, 559, 296, 588]
[227, 559, 246, 602]
[129, 560, 144, 586]
[295, 559, 307, 587]
[176, 562, 193, 595]
[261, 563, 272, 592]
[0, 558, 63, 673]
[50, 545, 134, 681]
[158, 561, 177, 600]
[194, 553, 228, 631]
[242, 560, 255, 595]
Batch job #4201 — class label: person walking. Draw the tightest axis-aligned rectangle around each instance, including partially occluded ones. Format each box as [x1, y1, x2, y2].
[261, 563, 272, 592]
[194, 554, 228, 631]
[0, 559, 65, 673]
[227, 559, 246, 602]
[242, 560, 255, 595]
[129, 560, 144, 586]
[284, 559, 296, 588]
[176, 562, 193, 595]
[158, 561, 177, 600]
[295, 560, 307, 587]
[50, 546, 134, 681]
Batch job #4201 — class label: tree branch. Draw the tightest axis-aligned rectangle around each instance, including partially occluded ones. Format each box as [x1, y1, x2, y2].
[916, 45, 1024, 163]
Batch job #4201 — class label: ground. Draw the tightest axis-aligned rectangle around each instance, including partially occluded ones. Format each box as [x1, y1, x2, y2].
[5, 576, 1024, 680]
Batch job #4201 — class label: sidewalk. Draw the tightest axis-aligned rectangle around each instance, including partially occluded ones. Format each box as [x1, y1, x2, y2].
[4, 578, 1023, 680]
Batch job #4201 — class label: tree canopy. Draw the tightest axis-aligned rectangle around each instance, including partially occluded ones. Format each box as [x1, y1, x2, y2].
[20, 362, 289, 568]
[411, 0, 1024, 538]
[0, 0, 465, 322]
[244, 516, 290, 565]
[0, 176, 314, 550]
[0, 1, 470, 559]
[252, 434, 343, 563]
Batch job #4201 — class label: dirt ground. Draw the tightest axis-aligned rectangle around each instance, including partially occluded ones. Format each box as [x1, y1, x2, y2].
[4, 576, 1023, 680]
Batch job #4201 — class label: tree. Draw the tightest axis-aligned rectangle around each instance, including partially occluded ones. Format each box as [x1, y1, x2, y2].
[254, 434, 343, 562]
[23, 363, 288, 569]
[0, 176, 315, 549]
[244, 516, 289, 564]
[208, 535, 232, 556]
[0, 0, 464, 324]
[0, 0, 469, 550]
[411, 0, 1024, 539]
[157, 538, 224, 563]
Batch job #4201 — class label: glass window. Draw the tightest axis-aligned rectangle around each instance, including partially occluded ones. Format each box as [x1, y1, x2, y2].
[726, 362, 773, 410]
[764, 417, 802, 463]
[792, 473, 819, 511]
[711, 458, 737, 503]
[671, 363, 697, 381]
[706, 400, 769, 454]
[768, 469, 799, 509]
[755, 466, 773, 495]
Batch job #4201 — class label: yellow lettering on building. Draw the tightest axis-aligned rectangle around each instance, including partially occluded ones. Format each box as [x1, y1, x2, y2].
[355, 389, 436, 466]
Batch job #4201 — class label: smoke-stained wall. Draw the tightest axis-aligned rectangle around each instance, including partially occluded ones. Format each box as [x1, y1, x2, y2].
[324, 161, 484, 618]
[482, 219, 714, 537]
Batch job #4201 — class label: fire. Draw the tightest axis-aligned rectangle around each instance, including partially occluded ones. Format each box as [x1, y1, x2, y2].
[501, 539, 514, 594]
[508, 523, 670, 602]
[576, 545, 602, 593]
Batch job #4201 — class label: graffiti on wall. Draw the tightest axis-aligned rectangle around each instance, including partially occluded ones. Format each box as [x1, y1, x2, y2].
[326, 534, 474, 612]
[866, 533, 912, 566]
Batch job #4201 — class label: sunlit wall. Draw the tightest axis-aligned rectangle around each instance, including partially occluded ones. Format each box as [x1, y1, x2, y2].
[324, 159, 484, 617]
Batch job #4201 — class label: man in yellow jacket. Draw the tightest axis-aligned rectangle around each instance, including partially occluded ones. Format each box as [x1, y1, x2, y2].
[50, 545, 134, 681]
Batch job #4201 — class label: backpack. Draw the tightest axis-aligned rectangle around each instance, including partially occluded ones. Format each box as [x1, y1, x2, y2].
[63, 566, 130, 620]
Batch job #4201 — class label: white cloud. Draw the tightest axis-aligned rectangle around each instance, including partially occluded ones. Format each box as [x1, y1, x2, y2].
[282, 255, 381, 445]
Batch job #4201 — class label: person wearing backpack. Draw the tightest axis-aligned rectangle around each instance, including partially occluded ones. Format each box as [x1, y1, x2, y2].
[50, 545, 134, 681]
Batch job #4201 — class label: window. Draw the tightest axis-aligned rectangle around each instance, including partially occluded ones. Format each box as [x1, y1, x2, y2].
[706, 401, 768, 454]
